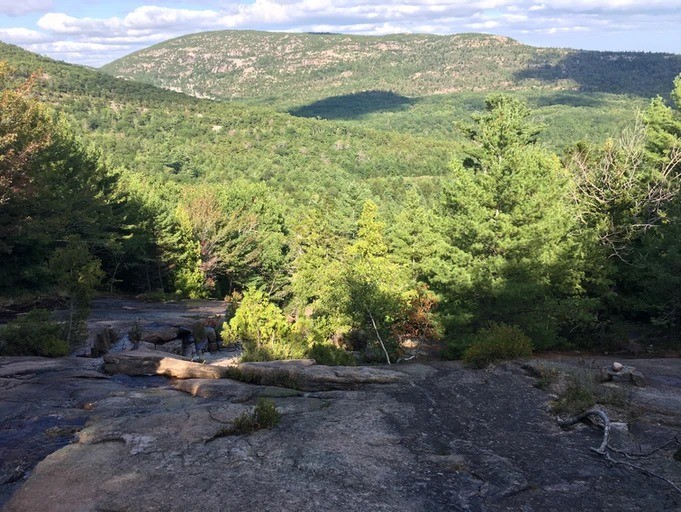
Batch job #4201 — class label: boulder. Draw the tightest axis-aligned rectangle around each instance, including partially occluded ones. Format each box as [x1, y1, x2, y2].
[183, 343, 196, 358]
[102, 350, 230, 379]
[156, 339, 183, 355]
[171, 379, 262, 401]
[205, 326, 217, 344]
[604, 364, 646, 387]
[141, 326, 177, 344]
[237, 359, 407, 391]
[138, 341, 157, 351]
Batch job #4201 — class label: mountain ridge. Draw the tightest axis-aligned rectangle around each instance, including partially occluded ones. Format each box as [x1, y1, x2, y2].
[101, 30, 681, 106]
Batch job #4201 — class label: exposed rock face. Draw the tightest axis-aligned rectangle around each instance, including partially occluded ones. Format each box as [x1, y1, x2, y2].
[141, 326, 178, 344]
[238, 359, 408, 391]
[2, 356, 680, 512]
[82, 298, 227, 358]
[102, 352, 408, 392]
[102, 350, 230, 379]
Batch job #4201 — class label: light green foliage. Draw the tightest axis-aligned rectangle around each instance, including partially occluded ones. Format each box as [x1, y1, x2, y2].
[221, 288, 307, 361]
[343, 201, 412, 361]
[2, 41, 681, 356]
[462, 323, 533, 368]
[438, 95, 588, 345]
[307, 342, 356, 366]
[0, 309, 69, 357]
[49, 238, 105, 302]
[288, 206, 350, 337]
[48, 237, 105, 345]
[167, 206, 206, 298]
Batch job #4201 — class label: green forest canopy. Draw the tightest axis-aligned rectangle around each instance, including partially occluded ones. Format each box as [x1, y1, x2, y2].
[1, 40, 681, 360]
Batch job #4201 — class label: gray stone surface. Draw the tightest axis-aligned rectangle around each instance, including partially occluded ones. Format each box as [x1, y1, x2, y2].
[2, 356, 680, 512]
[102, 350, 230, 379]
[238, 359, 407, 391]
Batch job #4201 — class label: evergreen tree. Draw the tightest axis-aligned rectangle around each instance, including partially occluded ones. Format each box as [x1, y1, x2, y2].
[0, 64, 126, 294]
[437, 95, 587, 346]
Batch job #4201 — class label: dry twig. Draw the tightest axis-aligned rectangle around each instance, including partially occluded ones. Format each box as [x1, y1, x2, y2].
[558, 406, 681, 495]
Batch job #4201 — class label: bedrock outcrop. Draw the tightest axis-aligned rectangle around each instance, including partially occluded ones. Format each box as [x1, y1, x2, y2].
[2, 356, 680, 512]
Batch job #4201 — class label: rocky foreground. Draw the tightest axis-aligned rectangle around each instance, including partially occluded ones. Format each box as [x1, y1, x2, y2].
[1, 349, 680, 512]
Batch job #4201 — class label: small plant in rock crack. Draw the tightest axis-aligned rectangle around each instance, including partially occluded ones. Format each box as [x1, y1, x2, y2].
[533, 365, 560, 390]
[232, 398, 280, 434]
[551, 371, 632, 416]
[128, 321, 142, 348]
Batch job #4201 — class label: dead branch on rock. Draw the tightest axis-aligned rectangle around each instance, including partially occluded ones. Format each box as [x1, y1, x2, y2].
[558, 406, 611, 454]
[367, 308, 391, 365]
[558, 406, 681, 495]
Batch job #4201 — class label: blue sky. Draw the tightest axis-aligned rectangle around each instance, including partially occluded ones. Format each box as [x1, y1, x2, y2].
[0, 1, 679, 67]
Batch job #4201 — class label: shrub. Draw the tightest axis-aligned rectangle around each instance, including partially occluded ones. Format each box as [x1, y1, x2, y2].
[551, 371, 631, 416]
[552, 379, 597, 415]
[0, 309, 69, 357]
[392, 284, 442, 341]
[307, 342, 356, 366]
[128, 321, 142, 348]
[232, 398, 280, 434]
[223, 288, 302, 361]
[462, 323, 533, 369]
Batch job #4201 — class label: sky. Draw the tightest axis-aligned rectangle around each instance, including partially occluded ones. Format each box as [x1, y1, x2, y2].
[0, 1, 679, 67]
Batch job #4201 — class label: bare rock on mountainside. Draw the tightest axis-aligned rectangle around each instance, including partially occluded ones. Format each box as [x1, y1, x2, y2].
[2, 354, 681, 511]
[100, 31, 681, 104]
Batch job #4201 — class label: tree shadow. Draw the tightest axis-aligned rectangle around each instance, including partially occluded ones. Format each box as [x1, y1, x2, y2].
[530, 93, 606, 108]
[289, 90, 416, 120]
[515, 51, 681, 98]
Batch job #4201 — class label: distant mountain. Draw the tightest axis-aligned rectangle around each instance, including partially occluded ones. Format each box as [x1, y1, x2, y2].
[0, 40, 457, 201]
[101, 30, 681, 105]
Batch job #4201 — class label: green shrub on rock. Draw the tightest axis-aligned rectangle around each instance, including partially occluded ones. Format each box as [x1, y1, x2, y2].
[222, 288, 308, 361]
[232, 398, 280, 434]
[0, 309, 69, 357]
[462, 323, 533, 369]
[308, 342, 356, 366]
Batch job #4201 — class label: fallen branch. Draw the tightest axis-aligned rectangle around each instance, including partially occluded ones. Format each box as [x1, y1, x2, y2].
[558, 406, 610, 454]
[558, 407, 681, 496]
[366, 308, 391, 365]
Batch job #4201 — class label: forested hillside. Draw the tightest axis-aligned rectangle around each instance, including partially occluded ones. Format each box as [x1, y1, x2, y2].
[102, 31, 681, 105]
[1, 38, 681, 364]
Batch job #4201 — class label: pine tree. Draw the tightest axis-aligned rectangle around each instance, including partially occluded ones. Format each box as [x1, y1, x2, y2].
[438, 95, 587, 346]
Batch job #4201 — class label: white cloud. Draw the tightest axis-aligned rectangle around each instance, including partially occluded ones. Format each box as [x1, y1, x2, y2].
[0, 28, 46, 44]
[0, 1, 678, 66]
[0, 0, 51, 17]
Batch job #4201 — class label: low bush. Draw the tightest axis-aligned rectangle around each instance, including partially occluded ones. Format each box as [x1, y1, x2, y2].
[223, 289, 307, 361]
[0, 309, 69, 357]
[552, 372, 631, 416]
[308, 342, 356, 366]
[232, 398, 280, 434]
[224, 288, 358, 364]
[462, 323, 533, 368]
